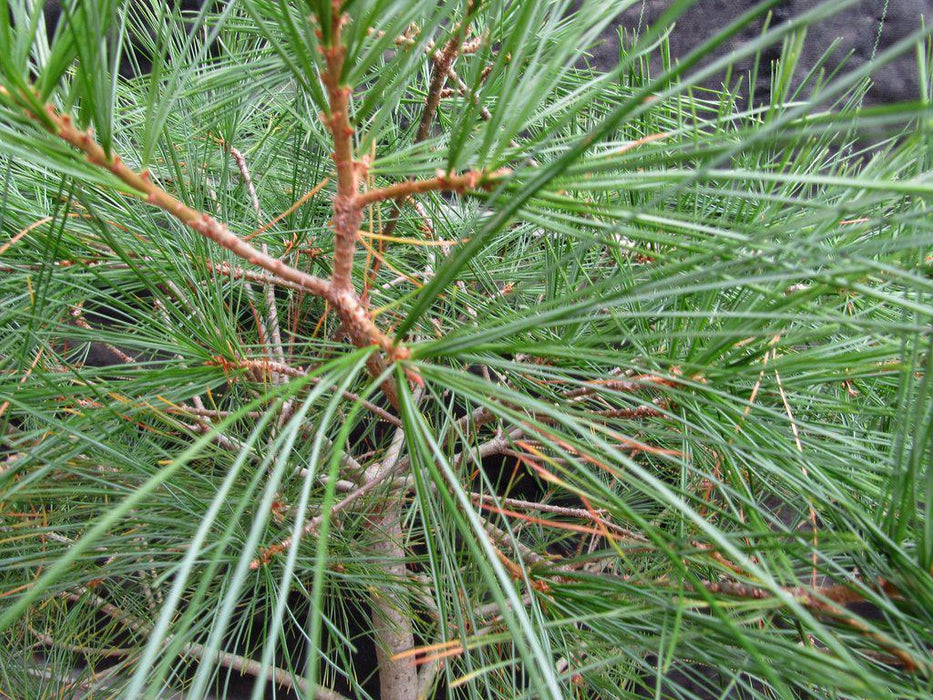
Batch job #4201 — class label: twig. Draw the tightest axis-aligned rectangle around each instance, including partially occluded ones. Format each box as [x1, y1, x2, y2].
[564, 373, 681, 399]
[417, 26, 468, 143]
[470, 493, 647, 543]
[470, 592, 535, 622]
[41, 105, 330, 298]
[252, 425, 516, 568]
[262, 250, 287, 368]
[261, 241, 298, 428]
[62, 587, 352, 699]
[226, 144, 284, 394]
[173, 396, 260, 462]
[182, 418, 252, 456]
[416, 653, 445, 700]
[207, 355, 401, 426]
[205, 259, 309, 294]
[28, 624, 134, 658]
[374, 12, 480, 252]
[706, 579, 927, 675]
[161, 278, 209, 326]
[160, 403, 262, 421]
[484, 507, 929, 678]
[355, 168, 508, 208]
[250, 463, 393, 568]
[227, 145, 262, 221]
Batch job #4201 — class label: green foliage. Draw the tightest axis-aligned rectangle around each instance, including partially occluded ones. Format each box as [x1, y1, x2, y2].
[0, 1, 931, 698]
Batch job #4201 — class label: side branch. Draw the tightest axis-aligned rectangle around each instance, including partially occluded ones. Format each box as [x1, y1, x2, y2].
[63, 587, 351, 700]
[357, 168, 509, 207]
[39, 105, 331, 301]
[417, 30, 467, 142]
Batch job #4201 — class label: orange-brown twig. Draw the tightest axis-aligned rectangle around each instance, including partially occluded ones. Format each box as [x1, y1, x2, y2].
[46, 105, 332, 299]
[356, 168, 509, 207]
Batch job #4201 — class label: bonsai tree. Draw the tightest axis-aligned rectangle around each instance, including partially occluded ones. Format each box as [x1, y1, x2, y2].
[0, 1, 931, 698]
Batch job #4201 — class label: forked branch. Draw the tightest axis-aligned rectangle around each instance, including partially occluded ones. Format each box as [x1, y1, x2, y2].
[1, 88, 405, 364]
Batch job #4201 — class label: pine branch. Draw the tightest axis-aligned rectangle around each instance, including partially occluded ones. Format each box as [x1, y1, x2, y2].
[356, 168, 509, 207]
[251, 424, 517, 568]
[62, 587, 352, 700]
[416, 26, 467, 143]
[372, 11, 480, 267]
[205, 355, 402, 426]
[2, 3, 929, 697]
[226, 144, 262, 221]
[0, 87, 407, 366]
[40, 103, 332, 299]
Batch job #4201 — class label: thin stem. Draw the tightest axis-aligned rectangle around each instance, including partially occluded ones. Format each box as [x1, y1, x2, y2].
[356, 167, 509, 207]
[564, 372, 683, 398]
[263, 251, 287, 368]
[206, 260, 309, 294]
[227, 144, 262, 221]
[70, 302, 136, 365]
[29, 624, 135, 658]
[374, 13, 477, 255]
[250, 460, 394, 569]
[480, 524, 931, 679]
[44, 104, 332, 299]
[416, 28, 466, 143]
[207, 355, 402, 426]
[63, 587, 352, 700]
[251, 426, 516, 567]
[470, 492, 648, 542]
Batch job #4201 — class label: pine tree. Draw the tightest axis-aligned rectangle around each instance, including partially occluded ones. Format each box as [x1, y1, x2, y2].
[1, 1, 931, 698]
